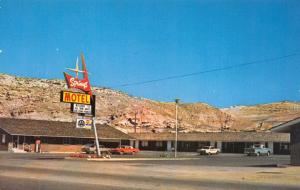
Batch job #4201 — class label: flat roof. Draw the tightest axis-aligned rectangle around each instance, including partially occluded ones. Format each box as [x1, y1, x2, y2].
[130, 131, 290, 142]
[271, 117, 300, 133]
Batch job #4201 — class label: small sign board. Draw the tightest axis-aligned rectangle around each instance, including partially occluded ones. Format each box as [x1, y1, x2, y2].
[72, 103, 92, 114]
[76, 118, 93, 129]
[60, 91, 91, 105]
[70, 95, 96, 116]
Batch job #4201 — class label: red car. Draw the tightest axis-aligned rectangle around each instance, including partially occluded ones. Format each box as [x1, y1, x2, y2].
[110, 145, 140, 155]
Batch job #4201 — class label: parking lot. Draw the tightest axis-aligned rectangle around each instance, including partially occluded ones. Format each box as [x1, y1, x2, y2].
[0, 151, 291, 166]
[0, 151, 299, 190]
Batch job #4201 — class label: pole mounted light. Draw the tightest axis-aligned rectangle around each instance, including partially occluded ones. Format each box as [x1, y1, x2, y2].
[175, 98, 180, 158]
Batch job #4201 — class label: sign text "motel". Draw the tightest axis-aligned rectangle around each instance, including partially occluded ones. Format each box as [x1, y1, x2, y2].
[61, 91, 91, 105]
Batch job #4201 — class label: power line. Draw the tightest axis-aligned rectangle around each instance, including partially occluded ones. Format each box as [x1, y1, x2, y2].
[113, 52, 300, 88]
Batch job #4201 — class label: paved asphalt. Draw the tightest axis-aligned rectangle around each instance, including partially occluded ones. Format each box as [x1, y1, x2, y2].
[0, 152, 298, 190]
[0, 151, 290, 167]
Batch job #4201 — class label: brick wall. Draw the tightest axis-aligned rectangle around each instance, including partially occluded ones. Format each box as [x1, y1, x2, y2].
[41, 144, 84, 153]
[24, 144, 84, 153]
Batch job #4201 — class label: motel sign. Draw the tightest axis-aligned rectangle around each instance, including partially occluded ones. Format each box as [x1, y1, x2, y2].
[61, 91, 91, 105]
[60, 54, 101, 156]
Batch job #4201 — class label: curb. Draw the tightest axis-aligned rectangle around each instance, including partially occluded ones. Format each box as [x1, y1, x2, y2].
[65, 157, 200, 161]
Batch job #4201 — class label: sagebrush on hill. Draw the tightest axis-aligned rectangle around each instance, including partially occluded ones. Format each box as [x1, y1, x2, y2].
[1, 73, 299, 133]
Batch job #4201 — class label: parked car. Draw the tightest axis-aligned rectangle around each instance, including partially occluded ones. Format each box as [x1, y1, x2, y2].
[82, 144, 111, 156]
[110, 145, 140, 155]
[197, 146, 220, 155]
[244, 144, 271, 156]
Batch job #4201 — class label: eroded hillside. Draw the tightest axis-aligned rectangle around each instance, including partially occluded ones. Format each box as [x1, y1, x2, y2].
[1, 73, 299, 132]
[223, 102, 300, 131]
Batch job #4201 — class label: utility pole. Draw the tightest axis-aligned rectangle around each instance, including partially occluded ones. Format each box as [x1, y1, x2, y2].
[175, 98, 180, 158]
[140, 107, 144, 133]
[134, 111, 137, 133]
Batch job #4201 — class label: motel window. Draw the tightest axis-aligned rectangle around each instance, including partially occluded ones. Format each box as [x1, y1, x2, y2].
[280, 143, 289, 150]
[40, 137, 48, 144]
[63, 138, 70, 145]
[156, 141, 163, 147]
[141, 141, 148, 147]
[1, 134, 5, 144]
[48, 137, 63, 144]
[70, 138, 81, 145]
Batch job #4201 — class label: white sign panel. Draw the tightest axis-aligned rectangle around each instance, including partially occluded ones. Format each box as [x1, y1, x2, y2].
[73, 104, 92, 114]
[76, 118, 93, 129]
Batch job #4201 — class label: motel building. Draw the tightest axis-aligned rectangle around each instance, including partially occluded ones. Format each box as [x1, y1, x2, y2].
[130, 131, 290, 155]
[271, 117, 300, 166]
[0, 118, 133, 153]
[0, 117, 290, 155]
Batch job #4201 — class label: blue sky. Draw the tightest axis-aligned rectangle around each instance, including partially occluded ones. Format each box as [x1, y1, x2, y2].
[0, 0, 300, 107]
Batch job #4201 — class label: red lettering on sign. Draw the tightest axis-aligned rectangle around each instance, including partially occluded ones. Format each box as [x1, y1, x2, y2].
[71, 94, 76, 101]
[64, 92, 70, 101]
[82, 94, 86, 103]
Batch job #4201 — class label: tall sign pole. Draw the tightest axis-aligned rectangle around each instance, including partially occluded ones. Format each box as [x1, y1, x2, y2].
[61, 54, 101, 157]
[93, 117, 101, 156]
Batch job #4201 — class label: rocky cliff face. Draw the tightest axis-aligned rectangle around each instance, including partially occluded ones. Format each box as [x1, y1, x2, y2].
[1, 73, 299, 132]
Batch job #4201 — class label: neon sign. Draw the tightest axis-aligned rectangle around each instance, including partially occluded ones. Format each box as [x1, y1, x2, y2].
[63, 54, 92, 96]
